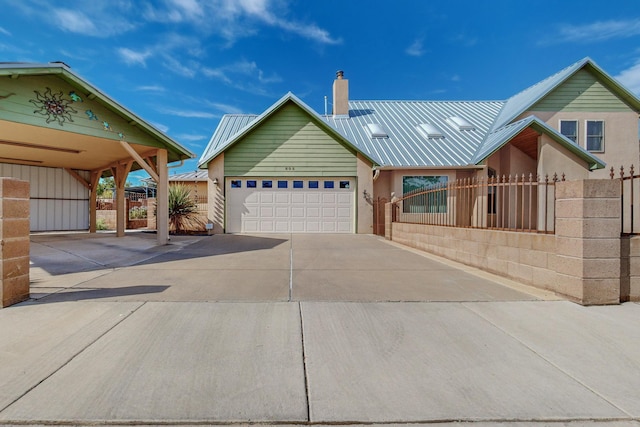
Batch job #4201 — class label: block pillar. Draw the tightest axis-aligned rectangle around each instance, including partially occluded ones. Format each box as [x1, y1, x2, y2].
[555, 180, 621, 305]
[384, 202, 393, 240]
[1, 178, 30, 308]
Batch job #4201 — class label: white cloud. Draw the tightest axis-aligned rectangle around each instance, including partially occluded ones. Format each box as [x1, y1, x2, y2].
[157, 108, 219, 119]
[616, 60, 640, 95]
[0, 26, 11, 36]
[203, 60, 281, 85]
[136, 85, 167, 92]
[203, 100, 244, 114]
[174, 133, 208, 142]
[406, 38, 425, 57]
[151, 122, 170, 133]
[53, 9, 99, 34]
[117, 48, 153, 67]
[548, 19, 640, 44]
[144, 0, 341, 45]
[8, 2, 137, 37]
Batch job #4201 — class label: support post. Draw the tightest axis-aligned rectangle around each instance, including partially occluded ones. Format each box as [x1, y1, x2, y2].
[89, 171, 101, 233]
[113, 162, 133, 238]
[156, 149, 169, 245]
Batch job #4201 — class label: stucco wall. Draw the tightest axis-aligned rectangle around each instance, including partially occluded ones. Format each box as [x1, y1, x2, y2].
[207, 154, 225, 234]
[523, 110, 639, 179]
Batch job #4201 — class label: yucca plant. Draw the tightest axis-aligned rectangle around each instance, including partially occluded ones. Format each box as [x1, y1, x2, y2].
[158, 184, 204, 233]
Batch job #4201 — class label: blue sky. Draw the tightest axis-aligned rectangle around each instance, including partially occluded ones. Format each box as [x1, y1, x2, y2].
[2, 0, 640, 184]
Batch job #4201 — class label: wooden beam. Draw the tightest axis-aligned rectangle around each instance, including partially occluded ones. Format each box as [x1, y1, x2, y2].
[64, 168, 90, 190]
[119, 140, 160, 182]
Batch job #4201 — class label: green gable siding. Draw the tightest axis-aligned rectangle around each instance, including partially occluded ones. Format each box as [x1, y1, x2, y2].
[531, 69, 631, 112]
[225, 103, 357, 177]
[0, 75, 165, 149]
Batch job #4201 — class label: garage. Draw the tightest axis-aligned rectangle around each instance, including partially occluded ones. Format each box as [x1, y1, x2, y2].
[199, 93, 376, 235]
[226, 177, 355, 233]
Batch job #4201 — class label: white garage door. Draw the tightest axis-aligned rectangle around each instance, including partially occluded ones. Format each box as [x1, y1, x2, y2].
[226, 178, 355, 233]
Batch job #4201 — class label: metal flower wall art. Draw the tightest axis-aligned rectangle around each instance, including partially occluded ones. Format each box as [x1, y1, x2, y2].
[30, 87, 77, 126]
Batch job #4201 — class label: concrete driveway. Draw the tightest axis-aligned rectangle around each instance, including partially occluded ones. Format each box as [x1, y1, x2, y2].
[1, 232, 638, 425]
[28, 232, 548, 303]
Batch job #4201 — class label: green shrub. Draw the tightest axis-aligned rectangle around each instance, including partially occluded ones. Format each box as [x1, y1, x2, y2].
[96, 218, 108, 230]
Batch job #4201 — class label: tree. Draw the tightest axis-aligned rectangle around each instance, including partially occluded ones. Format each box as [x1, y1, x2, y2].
[97, 176, 133, 198]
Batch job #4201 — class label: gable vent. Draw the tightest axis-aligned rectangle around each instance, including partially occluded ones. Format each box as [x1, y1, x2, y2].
[365, 123, 388, 138]
[447, 116, 475, 131]
[417, 123, 444, 139]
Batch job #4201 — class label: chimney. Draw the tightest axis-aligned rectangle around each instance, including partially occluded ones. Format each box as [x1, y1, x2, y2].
[332, 70, 349, 117]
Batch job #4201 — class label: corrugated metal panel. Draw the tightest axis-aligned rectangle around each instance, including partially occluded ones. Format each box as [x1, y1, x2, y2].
[0, 163, 89, 231]
[324, 100, 503, 167]
[224, 104, 357, 177]
[472, 117, 536, 164]
[169, 170, 208, 181]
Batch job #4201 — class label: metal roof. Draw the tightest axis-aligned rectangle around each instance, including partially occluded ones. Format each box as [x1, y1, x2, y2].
[168, 170, 208, 181]
[323, 100, 504, 167]
[491, 57, 640, 131]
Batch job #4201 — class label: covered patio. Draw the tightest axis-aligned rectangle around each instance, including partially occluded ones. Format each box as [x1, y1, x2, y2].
[0, 62, 194, 244]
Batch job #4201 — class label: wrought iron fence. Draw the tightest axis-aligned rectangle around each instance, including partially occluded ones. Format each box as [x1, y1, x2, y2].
[394, 173, 563, 234]
[613, 166, 640, 235]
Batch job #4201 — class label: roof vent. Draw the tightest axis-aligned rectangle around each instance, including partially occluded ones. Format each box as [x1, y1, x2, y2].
[365, 123, 388, 138]
[447, 116, 475, 131]
[417, 123, 444, 139]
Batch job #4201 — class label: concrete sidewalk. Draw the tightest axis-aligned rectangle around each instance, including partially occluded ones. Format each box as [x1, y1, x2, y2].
[0, 233, 638, 425]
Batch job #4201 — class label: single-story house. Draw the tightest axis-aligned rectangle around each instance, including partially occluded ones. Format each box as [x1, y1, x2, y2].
[198, 58, 640, 234]
[0, 62, 194, 244]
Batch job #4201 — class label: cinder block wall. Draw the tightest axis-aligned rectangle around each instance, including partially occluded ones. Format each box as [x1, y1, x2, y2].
[388, 179, 627, 305]
[1, 177, 30, 308]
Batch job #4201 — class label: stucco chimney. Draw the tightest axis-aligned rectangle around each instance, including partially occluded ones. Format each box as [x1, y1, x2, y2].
[332, 70, 349, 117]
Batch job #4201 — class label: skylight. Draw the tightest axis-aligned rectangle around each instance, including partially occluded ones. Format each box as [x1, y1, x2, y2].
[447, 116, 475, 131]
[365, 123, 388, 138]
[416, 123, 444, 139]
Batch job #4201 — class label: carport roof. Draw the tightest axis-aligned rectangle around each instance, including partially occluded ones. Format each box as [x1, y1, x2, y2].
[0, 62, 194, 173]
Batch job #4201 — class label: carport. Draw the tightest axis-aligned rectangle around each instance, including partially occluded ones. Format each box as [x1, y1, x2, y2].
[0, 62, 194, 244]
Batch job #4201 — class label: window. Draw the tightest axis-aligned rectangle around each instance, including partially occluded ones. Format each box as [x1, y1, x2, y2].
[586, 120, 604, 152]
[309, 181, 319, 189]
[324, 181, 334, 189]
[278, 180, 288, 189]
[402, 176, 448, 213]
[293, 181, 303, 189]
[339, 181, 350, 189]
[560, 120, 578, 143]
[231, 180, 241, 188]
[247, 180, 257, 188]
[262, 180, 272, 188]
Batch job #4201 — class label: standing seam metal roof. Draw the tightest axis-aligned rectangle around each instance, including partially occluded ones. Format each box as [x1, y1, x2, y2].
[324, 100, 504, 167]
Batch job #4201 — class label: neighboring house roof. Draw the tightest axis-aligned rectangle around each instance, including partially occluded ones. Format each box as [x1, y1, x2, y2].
[0, 62, 195, 163]
[169, 170, 208, 181]
[473, 115, 605, 171]
[324, 100, 504, 167]
[492, 57, 640, 131]
[198, 92, 379, 168]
